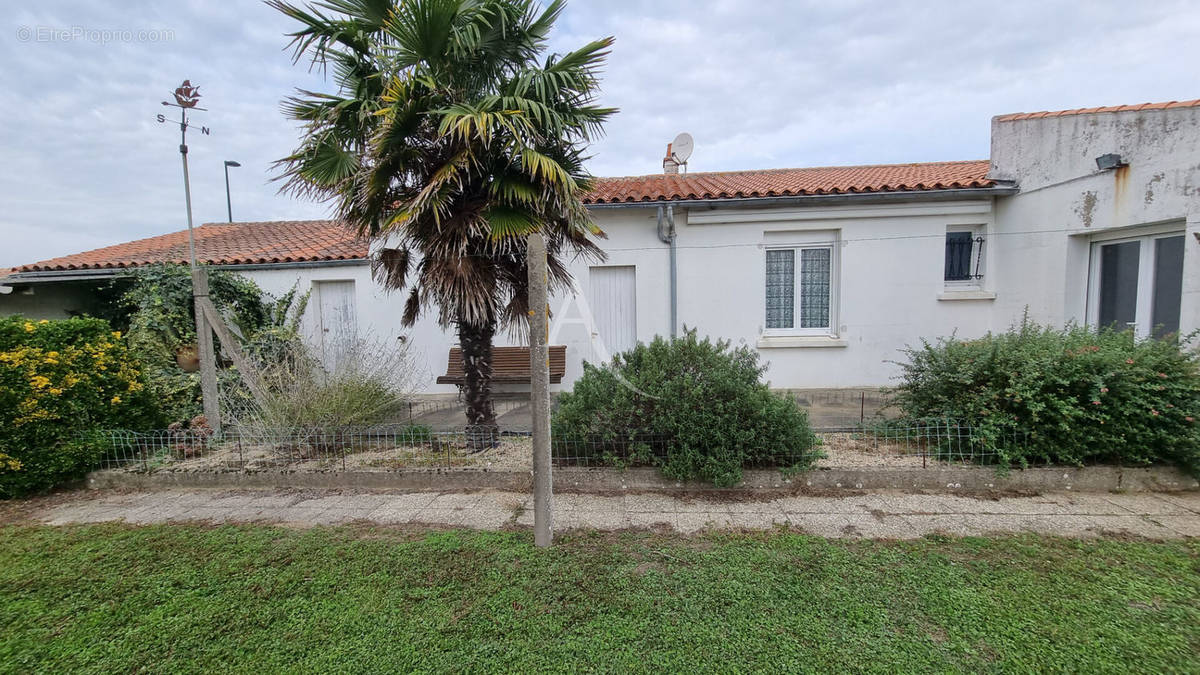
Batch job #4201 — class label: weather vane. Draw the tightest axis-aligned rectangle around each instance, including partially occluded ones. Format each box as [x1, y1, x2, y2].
[156, 79, 212, 269]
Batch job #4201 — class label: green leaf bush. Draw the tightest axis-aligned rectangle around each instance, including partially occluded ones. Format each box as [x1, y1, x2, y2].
[111, 265, 304, 424]
[552, 330, 822, 487]
[0, 316, 162, 496]
[893, 319, 1200, 474]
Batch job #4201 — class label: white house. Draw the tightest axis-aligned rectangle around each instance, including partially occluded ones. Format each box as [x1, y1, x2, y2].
[4, 99, 1198, 394]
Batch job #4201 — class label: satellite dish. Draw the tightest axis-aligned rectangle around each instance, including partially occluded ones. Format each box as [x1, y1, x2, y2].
[671, 132, 694, 164]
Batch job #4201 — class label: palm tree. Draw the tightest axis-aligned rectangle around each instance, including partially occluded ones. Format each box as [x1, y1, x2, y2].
[270, 0, 615, 440]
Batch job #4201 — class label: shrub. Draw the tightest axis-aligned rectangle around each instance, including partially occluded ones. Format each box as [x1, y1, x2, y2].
[226, 334, 418, 438]
[552, 330, 822, 487]
[110, 265, 305, 424]
[892, 318, 1200, 474]
[0, 316, 161, 496]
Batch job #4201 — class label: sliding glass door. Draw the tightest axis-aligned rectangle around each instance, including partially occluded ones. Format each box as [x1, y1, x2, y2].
[1089, 232, 1184, 338]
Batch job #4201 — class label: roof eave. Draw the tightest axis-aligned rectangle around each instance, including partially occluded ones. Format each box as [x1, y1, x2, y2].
[1, 257, 370, 286]
[584, 185, 1018, 210]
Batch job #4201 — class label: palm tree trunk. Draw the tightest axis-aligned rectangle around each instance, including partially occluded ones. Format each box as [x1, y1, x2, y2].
[458, 320, 498, 449]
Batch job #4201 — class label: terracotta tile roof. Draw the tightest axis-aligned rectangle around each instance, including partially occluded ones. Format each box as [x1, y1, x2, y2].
[8, 160, 999, 274]
[995, 99, 1200, 122]
[14, 220, 367, 273]
[584, 160, 995, 205]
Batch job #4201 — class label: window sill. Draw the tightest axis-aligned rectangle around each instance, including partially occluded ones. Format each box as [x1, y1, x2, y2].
[757, 335, 848, 349]
[937, 290, 996, 301]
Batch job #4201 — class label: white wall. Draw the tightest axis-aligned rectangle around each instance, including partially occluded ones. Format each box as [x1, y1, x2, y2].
[989, 106, 1200, 335]
[242, 200, 1008, 392]
[582, 201, 1000, 389]
[238, 262, 459, 396]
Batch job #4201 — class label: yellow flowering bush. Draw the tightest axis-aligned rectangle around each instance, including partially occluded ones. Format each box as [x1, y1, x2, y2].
[0, 316, 161, 496]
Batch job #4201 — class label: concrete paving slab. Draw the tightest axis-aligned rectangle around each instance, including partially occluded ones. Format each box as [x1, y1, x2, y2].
[228, 507, 292, 523]
[775, 496, 866, 514]
[426, 493, 484, 509]
[901, 514, 1033, 538]
[308, 509, 358, 525]
[1142, 493, 1200, 514]
[320, 494, 392, 511]
[626, 512, 679, 530]
[275, 507, 328, 524]
[412, 508, 469, 526]
[28, 488, 1200, 540]
[246, 494, 303, 508]
[204, 494, 264, 508]
[671, 500, 734, 515]
[185, 507, 235, 524]
[374, 493, 439, 510]
[458, 509, 511, 530]
[623, 493, 685, 513]
[1018, 515, 1106, 537]
[364, 505, 419, 524]
[666, 513, 725, 534]
[792, 513, 916, 539]
[563, 494, 623, 513]
[124, 505, 195, 524]
[1099, 494, 1190, 515]
[43, 506, 123, 525]
[291, 496, 351, 510]
[1154, 515, 1200, 537]
[727, 500, 787, 514]
[726, 511, 790, 529]
[572, 511, 632, 530]
[958, 497, 1070, 515]
[1088, 515, 1182, 539]
[1051, 493, 1138, 513]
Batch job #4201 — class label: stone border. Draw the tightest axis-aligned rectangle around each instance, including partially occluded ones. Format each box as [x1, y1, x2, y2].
[86, 465, 1199, 494]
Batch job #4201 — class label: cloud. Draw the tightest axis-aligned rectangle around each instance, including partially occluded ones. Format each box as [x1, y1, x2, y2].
[1, 0, 1196, 267]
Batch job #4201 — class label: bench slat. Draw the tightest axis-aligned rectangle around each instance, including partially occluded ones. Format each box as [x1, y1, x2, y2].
[436, 345, 566, 385]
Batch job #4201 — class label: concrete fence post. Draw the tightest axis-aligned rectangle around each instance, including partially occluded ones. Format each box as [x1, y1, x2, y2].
[527, 232, 553, 547]
[191, 267, 221, 437]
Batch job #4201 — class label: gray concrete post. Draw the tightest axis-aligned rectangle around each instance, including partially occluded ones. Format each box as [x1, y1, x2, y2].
[527, 232, 553, 546]
[191, 267, 221, 436]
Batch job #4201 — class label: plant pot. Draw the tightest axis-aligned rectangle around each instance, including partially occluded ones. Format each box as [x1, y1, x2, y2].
[175, 344, 200, 372]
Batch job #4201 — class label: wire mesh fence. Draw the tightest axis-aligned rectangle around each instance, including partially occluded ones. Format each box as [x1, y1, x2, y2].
[86, 418, 1027, 474]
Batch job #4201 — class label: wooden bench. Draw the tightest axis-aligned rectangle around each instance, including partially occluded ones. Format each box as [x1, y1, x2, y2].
[436, 345, 567, 386]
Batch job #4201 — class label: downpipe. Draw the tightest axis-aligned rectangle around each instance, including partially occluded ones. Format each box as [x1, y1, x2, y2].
[656, 205, 678, 338]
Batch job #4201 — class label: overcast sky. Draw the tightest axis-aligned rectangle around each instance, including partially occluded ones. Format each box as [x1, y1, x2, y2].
[2, 0, 1197, 268]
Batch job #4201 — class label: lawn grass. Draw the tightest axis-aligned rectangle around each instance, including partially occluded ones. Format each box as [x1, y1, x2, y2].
[0, 524, 1197, 673]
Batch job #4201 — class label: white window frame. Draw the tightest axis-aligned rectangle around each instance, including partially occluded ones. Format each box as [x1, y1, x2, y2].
[1086, 226, 1186, 338]
[762, 243, 839, 338]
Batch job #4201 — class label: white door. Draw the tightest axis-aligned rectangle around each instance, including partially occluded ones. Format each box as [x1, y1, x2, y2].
[1088, 232, 1185, 338]
[588, 266, 637, 359]
[314, 280, 357, 372]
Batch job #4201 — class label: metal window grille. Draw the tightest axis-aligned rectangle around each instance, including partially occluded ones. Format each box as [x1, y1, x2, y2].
[945, 232, 984, 282]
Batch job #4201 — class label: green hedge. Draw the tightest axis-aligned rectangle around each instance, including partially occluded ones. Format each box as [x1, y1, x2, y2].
[0, 316, 162, 496]
[552, 330, 822, 487]
[893, 320, 1200, 473]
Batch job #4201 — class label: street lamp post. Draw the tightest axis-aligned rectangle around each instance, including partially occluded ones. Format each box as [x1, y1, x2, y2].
[223, 160, 241, 223]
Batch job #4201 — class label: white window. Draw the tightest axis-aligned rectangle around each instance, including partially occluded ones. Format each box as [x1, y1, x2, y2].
[944, 225, 985, 288]
[764, 244, 836, 336]
[1087, 230, 1185, 338]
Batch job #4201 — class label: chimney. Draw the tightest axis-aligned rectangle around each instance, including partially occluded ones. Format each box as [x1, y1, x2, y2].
[662, 143, 679, 174]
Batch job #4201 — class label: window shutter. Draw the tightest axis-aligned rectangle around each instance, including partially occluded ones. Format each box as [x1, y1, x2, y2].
[945, 232, 974, 281]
